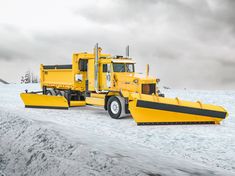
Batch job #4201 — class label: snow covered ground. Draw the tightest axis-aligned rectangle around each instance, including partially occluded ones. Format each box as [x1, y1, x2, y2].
[0, 84, 235, 176]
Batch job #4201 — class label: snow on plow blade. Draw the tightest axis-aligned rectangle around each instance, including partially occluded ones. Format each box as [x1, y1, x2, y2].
[20, 93, 69, 109]
[129, 94, 228, 125]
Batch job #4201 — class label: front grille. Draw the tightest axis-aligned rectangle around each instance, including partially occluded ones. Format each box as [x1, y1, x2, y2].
[142, 84, 156, 95]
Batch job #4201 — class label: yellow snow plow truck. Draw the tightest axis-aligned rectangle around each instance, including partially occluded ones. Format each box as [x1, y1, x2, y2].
[20, 44, 228, 125]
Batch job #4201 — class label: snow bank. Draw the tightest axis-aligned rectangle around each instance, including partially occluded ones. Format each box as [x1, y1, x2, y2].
[0, 111, 149, 176]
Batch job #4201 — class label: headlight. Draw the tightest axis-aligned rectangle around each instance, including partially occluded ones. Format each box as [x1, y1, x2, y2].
[133, 79, 138, 84]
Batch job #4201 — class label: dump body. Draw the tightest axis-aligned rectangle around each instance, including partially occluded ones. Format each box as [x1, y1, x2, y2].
[40, 64, 76, 90]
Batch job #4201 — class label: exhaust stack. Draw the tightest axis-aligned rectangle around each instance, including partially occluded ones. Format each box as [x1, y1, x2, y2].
[126, 45, 129, 58]
[146, 64, 149, 77]
[94, 43, 99, 92]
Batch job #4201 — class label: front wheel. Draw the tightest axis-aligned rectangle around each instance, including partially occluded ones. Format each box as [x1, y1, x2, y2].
[107, 96, 122, 119]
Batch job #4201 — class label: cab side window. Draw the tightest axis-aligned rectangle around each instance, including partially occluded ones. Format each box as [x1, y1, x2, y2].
[79, 59, 88, 71]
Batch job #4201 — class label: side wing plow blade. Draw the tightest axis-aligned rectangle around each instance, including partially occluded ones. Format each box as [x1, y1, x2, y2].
[20, 93, 69, 109]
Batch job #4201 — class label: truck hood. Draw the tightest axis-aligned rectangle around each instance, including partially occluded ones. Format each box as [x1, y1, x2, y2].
[114, 73, 157, 84]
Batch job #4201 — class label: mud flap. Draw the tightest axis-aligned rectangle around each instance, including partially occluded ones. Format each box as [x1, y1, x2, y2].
[129, 94, 228, 125]
[20, 93, 69, 109]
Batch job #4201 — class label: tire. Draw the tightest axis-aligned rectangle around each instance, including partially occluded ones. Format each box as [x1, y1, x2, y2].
[107, 96, 122, 119]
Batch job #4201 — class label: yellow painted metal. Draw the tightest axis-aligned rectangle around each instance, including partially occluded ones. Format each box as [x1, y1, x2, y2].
[108, 72, 157, 94]
[40, 51, 111, 92]
[90, 93, 106, 99]
[86, 97, 104, 106]
[99, 63, 110, 90]
[129, 93, 228, 124]
[40, 65, 74, 90]
[20, 93, 69, 109]
[88, 58, 95, 91]
[70, 101, 86, 107]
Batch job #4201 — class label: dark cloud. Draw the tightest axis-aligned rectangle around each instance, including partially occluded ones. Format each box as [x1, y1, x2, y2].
[73, 0, 163, 24]
[219, 60, 235, 67]
[0, 0, 235, 89]
[0, 25, 30, 61]
[0, 47, 28, 61]
[210, 0, 235, 29]
[0, 23, 20, 33]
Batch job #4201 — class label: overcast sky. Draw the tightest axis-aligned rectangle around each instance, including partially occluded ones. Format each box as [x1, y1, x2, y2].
[0, 0, 235, 89]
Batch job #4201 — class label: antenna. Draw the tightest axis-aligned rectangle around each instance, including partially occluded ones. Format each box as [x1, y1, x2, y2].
[126, 45, 129, 58]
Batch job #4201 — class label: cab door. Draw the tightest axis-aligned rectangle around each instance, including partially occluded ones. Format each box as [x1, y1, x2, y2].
[101, 63, 111, 90]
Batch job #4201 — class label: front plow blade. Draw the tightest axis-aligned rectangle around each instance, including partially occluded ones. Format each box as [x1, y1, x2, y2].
[20, 93, 69, 109]
[129, 94, 228, 125]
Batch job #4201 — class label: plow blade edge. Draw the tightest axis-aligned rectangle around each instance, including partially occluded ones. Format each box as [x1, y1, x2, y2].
[20, 93, 69, 109]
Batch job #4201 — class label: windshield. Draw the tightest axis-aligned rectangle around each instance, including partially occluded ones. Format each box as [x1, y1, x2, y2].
[113, 63, 125, 72]
[113, 63, 135, 72]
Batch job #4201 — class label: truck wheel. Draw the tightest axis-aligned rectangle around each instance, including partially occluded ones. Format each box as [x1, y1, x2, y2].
[107, 96, 122, 119]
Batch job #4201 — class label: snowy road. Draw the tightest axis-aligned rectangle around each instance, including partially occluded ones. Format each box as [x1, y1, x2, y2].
[0, 84, 235, 175]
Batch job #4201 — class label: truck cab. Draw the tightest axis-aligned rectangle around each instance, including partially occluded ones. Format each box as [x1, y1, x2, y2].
[99, 57, 136, 91]
[75, 53, 158, 95]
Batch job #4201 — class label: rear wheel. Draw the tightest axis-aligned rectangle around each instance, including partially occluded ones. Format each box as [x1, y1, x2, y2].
[107, 96, 122, 119]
